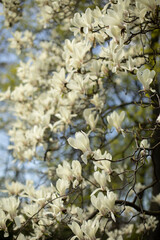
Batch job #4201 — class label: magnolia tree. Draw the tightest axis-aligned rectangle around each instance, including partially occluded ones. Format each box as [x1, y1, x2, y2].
[0, 0, 160, 239]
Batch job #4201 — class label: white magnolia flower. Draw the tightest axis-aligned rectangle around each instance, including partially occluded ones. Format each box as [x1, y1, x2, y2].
[91, 191, 117, 221]
[52, 68, 68, 91]
[5, 181, 23, 195]
[56, 178, 70, 195]
[93, 149, 112, 181]
[83, 108, 99, 131]
[56, 160, 73, 182]
[81, 220, 99, 240]
[67, 74, 95, 95]
[72, 160, 82, 181]
[102, 8, 124, 30]
[140, 139, 150, 157]
[69, 221, 84, 240]
[90, 93, 104, 110]
[71, 8, 93, 36]
[68, 131, 91, 153]
[69, 219, 99, 240]
[107, 111, 125, 132]
[137, 68, 155, 90]
[64, 39, 91, 71]
[68, 131, 91, 164]
[0, 196, 20, 219]
[101, 40, 125, 72]
[94, 170, 109, 189]
[54, 107, 77, 126]
[105, 26, 122, 43]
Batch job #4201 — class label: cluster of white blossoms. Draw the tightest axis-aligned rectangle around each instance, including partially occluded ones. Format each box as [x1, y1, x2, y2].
[107, 111, 125, 133]
[0, 180, 69, 239]
[0, 0, 160, 239]
[9, 30, 35, 55]
[36, 0, 76, 26]
[136, 216, 159, 234]
[1, 0, 22, 27]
